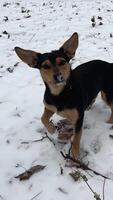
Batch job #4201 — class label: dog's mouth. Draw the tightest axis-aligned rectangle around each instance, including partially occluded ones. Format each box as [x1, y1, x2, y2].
[53, 74, 66, 86]
[56, 80, 66, 86]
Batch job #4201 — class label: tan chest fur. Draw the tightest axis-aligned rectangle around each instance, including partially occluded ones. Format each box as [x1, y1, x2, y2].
[44, 100, 79, 123]
[44, 101, 57, 113]
[44, 100, 67, 118]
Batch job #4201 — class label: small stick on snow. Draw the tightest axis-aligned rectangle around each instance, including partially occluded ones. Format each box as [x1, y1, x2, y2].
[58, 187, 68, 194]
[21, 132, 56, 146]
[29, 191, 42, 200]
[21, 136, 47, 144]
[44, 132, 56, 146]
[29, 33, 36, 42]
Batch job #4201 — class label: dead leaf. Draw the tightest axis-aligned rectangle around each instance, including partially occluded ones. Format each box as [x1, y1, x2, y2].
[15, 165, 46, 181]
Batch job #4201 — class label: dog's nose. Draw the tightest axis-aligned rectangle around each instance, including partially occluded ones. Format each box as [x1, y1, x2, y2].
[54, 74, 63, 83]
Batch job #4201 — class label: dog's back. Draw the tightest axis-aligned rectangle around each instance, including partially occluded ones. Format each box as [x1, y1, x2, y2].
[72, 60, 113, 109]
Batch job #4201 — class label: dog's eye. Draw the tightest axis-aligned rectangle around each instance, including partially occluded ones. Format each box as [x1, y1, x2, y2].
[59, 59, 66, 66]
[42, 64, 51, 69]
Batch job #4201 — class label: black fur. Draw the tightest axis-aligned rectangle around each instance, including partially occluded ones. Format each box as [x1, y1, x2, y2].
[37, 48, 70, 68]
[44, 59, 113, 133]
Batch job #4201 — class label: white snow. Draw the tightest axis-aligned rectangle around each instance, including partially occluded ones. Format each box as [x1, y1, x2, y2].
[1, 0, 113, 199]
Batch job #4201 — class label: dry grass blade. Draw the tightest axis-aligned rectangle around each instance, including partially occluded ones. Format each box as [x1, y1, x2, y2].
[30, 191, 42, 200]
[58, 187, 68, 194]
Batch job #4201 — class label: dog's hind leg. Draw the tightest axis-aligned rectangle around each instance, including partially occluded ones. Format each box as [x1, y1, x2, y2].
[107, 104, 113, 123]
[101, 91, 113, 123]
[41, 107, 56, 134]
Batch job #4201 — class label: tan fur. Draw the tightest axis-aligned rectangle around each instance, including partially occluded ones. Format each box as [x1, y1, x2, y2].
[41, 107, 56, 134]
[44, 101, 57, 113]
[101, 91, 107, 103]
[71, 129, 82, 159]
[43, 103, 81, 158]
[58, 109, 79, 123]
[58, 109, 82, 159]
[107, 104, 113, 123]
[44, 101, 79, 122]
[40, 62, 71, 95]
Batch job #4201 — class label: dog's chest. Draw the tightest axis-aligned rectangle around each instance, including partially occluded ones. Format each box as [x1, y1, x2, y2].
[44, 100, 67, 118]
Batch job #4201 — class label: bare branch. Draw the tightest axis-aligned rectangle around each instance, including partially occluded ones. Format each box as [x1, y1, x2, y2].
[61, 151, 111, 180]
[44, 132, 56, 145]
[21, 132, 56, 146]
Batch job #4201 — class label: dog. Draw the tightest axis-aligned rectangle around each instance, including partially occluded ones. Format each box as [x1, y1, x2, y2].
[15, 32, 113, 161]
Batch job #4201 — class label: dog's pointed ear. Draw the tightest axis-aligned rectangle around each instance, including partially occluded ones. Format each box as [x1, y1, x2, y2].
[61, 32, 78, 59]
[15, 47, 40, 68]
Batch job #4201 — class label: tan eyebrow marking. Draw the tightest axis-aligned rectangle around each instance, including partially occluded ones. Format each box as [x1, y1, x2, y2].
[56, 57, 66, 65]
[42, 60, 51, 66]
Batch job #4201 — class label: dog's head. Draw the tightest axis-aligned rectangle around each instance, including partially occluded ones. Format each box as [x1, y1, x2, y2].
[15, 33, 78, 95]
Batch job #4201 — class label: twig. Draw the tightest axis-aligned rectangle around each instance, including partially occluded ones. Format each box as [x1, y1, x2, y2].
[81, 173, 101, 200]
[102, 178, 106, 200]
[60, 151, 111, 180]
[44, 132, 56, 146]
[29, 33, 36, 42]
[21, 136, 47, 144]
[21, 132, 56, 146]
[30, 191, 42, 200]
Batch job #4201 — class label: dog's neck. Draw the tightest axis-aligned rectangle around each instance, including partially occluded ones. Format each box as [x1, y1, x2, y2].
[47, 83, 66, 95]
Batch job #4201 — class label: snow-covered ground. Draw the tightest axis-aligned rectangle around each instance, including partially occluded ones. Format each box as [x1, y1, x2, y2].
[1, 0, 113, 199]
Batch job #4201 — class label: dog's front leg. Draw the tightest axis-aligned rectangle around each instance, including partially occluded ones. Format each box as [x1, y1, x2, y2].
[70, 112, 84, 160]
[60, 109, 83, 160]
[41, 107, 56, 134]
[70, 129, 82, 160]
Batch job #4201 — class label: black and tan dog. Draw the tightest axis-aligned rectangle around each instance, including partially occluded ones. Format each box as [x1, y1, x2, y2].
[15, 33, 113, 161]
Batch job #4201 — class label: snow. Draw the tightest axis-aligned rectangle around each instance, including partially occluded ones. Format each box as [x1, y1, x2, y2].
[1, 0, 113, 199]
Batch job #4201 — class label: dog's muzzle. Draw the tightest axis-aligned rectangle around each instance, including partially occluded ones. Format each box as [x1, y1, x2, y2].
[53, 74, 66, 86]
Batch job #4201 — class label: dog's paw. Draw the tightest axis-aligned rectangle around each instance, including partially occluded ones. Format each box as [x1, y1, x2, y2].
[65, 159, 79, 167]
[47, 122, 56, 134]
